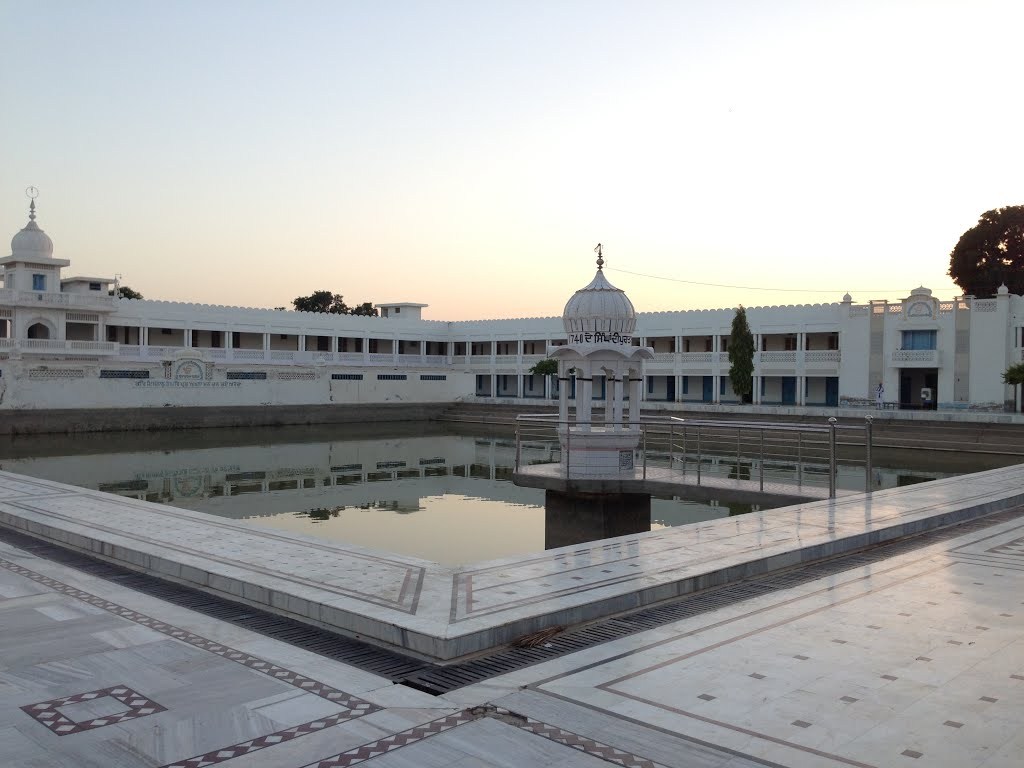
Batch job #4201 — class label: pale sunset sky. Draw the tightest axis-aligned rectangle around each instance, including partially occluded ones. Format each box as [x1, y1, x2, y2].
[2, 1, 1022, 320]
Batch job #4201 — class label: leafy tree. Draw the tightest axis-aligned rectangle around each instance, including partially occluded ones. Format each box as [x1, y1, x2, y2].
[292, 290, 380, 315]
[1002, 362, 1024, 412]
[948, 206, 1024, 297]
[292, 290, 346, 313]
[349, 302, 379, 317]
[291, 291, 378, 316]
[109, 286, 143, 299]
[728, 305, 755, 402]
[529, 359, 558, 376]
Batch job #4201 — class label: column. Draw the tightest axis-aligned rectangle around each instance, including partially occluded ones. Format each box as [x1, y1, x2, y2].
[612, 373, 625, 426]
[605, 374, 614, 425]
[558, 365, 569, 424]
[714, 374, 721, 404]
[578, 363, 593, 429]
[675, 374, 683, 402]
[629, 375, 642, 425]
[753, 375, 760, 405]
[490, 373, 497, 398]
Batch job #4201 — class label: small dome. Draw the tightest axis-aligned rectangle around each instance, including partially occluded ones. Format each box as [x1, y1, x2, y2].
[10, 202, 54, 259]
[562, 268, 637, 335]
[910, 285, 932, 297]
[842, 292, 853, 303]
[998, 283, 1009, 295]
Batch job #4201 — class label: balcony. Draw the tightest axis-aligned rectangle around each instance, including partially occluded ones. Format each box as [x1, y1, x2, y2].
[891, 349, 940, 367]
[0, 288, 116, 311]
[112, 346, 452, 367]
[758, 351, 797, 368]
[0, 338, 119, 356]
[803, 350, 841, 370]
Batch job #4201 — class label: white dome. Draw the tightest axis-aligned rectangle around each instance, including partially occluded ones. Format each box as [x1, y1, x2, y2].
[910, 285, 932, 297]
[562, 268, 637, 335]
[10, 202, 54, 259]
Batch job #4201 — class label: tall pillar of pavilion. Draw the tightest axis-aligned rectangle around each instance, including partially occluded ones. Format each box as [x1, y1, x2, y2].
[549, 246, 654, 478]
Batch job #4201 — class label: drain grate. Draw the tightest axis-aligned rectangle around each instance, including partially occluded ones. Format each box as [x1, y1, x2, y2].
[1, 505, 1020, 695]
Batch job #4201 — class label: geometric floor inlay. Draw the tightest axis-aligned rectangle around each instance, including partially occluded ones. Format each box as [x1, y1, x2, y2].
[21, 685, 166, 735]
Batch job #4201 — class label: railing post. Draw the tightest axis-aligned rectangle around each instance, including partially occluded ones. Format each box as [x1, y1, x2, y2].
[759, 428, 764, 491]
[669, 424, 674, 468]
[515, 420, 521, 472]
[828, 416, 838, 498]
[566, 424, 571, 479]
[865, 415, 874, 494]
[797, 430, 803, 488]
[642, 428, 647, 479]
[696, 425, 702, 484]
[682, 425, 687, 476]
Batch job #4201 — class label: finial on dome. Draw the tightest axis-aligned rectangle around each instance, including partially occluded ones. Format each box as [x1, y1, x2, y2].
[25, 186, 39, 221]
[594, 242, 604, 271]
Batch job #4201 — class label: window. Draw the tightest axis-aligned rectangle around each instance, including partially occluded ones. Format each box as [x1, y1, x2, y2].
[377, 374, 407, 380]
[784, 335, 797, 351]
[721, 338, 729, 352]
[100, 369, 150, 379]
[227, 371, 267, 380]
[394, 307, 400, 313]
[332, 373, 363, 380]
[32, 274, 46, 291]
[827, 333, 839, 350]
[901, 330, 936, 350]
[420, 374, 447, 381]
[647, 376, 654, 394]
[681, 377, 688, 395]
[89, 282, 101, 291]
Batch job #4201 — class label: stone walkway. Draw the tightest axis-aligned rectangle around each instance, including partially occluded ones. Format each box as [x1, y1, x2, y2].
[1, 498, 1022, 766]
[2, 465, 1024, 660]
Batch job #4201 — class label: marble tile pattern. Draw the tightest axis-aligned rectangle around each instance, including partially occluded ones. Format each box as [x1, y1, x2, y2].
[1, 494, 1022, 766]
[3, 464, 1024, 659]
[21, 686, 165, 735]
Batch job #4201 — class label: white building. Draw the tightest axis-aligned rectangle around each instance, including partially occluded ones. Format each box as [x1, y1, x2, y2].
[1, 200, 1021, 413]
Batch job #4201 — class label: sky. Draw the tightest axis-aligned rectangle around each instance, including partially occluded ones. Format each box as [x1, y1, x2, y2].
[3, 1, 1023, 320]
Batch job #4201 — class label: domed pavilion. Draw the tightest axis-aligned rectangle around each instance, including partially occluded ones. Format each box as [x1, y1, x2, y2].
[548, 246, 653, 478]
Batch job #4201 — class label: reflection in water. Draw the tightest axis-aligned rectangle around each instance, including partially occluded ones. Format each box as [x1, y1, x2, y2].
[0, 422, 980, 565]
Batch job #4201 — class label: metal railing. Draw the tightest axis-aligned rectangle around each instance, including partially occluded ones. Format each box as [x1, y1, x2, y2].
[514, 414, 874, 498]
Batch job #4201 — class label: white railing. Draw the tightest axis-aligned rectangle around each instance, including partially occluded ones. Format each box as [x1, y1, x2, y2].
[0, 289, 116, 310]
[653, 352, 677, 363]
[804, 350, 841, 363]
[2, 339, 118, 355]
[678, 352, 712, 363]
[759, 351, 797, 364]
[892, 349, 940, 364]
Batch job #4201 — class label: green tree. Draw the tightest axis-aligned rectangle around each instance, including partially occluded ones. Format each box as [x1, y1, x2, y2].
[529, 359, 558, 376]
[292, 291, 347, 313]
[948, 206, 1024, 297]
[348, 301, 379, 317]
[109, 286, 143, 299]
[291, 292, 378, 316]
[1002, 362, 1024, 412]
[728, 305, 755, 402]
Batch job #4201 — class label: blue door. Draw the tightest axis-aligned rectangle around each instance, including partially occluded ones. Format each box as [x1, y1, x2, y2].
[702, 376, 713, 402]
[781, 376, 796, 405]
[666, 376, 676, 402]
[825, 377, 839, 406]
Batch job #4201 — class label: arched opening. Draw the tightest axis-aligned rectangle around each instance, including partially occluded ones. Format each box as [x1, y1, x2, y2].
[27, 323, 51, 340]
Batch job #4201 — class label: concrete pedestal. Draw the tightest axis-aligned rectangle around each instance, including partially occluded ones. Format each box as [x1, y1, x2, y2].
[560, 426, 642, 479]
[544, 489, 651, 549]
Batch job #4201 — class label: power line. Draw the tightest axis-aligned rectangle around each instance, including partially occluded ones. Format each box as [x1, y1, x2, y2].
[605, 266, 915, 294]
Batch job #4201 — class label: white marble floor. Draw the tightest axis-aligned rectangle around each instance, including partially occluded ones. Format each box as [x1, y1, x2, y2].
[1, 503, 1022, 766]
[2, 464, 1024, 660]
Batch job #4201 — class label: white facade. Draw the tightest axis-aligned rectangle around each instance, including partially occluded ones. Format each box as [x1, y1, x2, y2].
[1, 203, 1022, 413]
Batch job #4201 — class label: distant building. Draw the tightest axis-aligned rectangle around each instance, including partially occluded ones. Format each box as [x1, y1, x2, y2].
[0, 200, 1018, 412]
